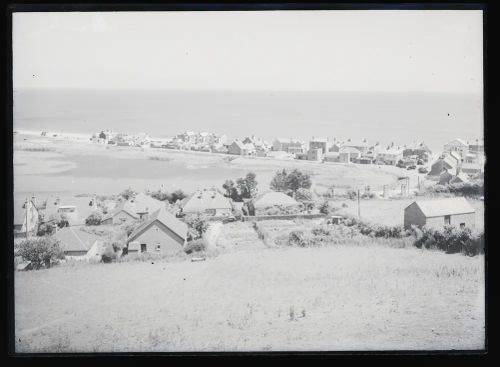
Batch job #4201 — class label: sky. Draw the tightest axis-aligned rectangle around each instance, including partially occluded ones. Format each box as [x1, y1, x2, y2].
[13, 10, 483, 93]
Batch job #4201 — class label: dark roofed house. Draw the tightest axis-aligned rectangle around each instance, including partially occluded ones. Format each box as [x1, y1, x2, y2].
[53, 227, 106, 258]
[404, 197, 475, 230]
[101, 202, 139, 225]
[127, 207, 188, 255]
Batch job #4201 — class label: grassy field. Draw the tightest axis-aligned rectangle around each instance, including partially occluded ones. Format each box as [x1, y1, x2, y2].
[15, 244, 484, 352]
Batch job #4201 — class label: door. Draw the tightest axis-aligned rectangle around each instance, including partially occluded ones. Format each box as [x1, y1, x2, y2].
[141, 244, 147, 253]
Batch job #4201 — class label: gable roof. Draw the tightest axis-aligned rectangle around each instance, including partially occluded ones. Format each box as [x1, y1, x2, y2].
[102, 201, 139, 221]
[446, 138, 468, 147]
[129, 192, 164, 214]
[252, 191, 300, 208]
[182, 189, 232, 212]
[128, 207, 188, 242]
[407, 197, 475, 218]
[54, 227, 105, 253]
[339, 146, 361, 154]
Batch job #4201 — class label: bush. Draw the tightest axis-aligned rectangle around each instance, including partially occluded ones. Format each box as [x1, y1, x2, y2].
[184, 239, 207, 254]
[18, 237, 65, 269]
[37, 223, 55, 236]
[185, 214, 209, 241]
[413, 225, 484, 256]
[85, 212, 102, 226]
[288, 231, 317, 247]
[318, 200, 339, 215]
[346, 190, 357, 200]
[101, 244, 117, 263]
[258, 204, 303, 216]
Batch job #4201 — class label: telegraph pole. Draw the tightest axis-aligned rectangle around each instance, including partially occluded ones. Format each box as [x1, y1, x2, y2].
[357, 189, 361, 219]
[25, 197, 29, 239]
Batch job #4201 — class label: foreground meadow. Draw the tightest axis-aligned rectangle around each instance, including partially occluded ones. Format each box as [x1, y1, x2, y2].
[15, 245, 484, 352]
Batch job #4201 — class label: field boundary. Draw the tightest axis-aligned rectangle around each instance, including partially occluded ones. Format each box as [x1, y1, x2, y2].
[242, 213, 326, 222]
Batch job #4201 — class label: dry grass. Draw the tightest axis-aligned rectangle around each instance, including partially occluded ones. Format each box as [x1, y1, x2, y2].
[15, 245, 484, 352]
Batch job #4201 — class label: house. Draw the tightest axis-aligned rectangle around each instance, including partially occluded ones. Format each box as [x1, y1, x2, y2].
[377, 147, 404, 165]
[403, 141, 432, 162]
[438, 170, 470, 185]
[128, 192, 164, 219]
[14, 196, 40, 238]
[461, 162, 484, 176]
[307, 148, 323, 161]
[443, 138, 469, 158]
[427, 154, 460, 178]
[343, 139, 370, 155]
[127, 207, 188, 255]
[53, 226, 107, 258]
[181, 189, 232, 216]
[228, 140, 256, 156]
[272, 138, 306, 154]
[328, 142, 343, 153]
[468, 139, 484, 154]
[251, 191, 301, 213]
[101, 202, 139, 225]
[42, 195, 99, 226]
[339, 146, 361, 163]
[309, 137, 331, 154]
[403, 197, 475, 230]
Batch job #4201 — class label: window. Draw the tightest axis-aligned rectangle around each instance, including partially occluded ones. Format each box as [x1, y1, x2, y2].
[460, 223, 466, 229]
[156, 244, 161, 252]
[444, 215, 451, 225]
[141, 244, 147, 253]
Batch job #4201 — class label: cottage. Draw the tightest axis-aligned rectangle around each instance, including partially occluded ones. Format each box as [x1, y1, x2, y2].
[443, 138, 469, 158]
[251, 191, 301, 213]
[272, 138, 306, 154]
[127, 207, 188, 255]
[228, 140, 255, 156]
[14, 197, 40, 238]
[339, 146, 361, 163]
[427, 153, 461, 178]
[438, 170, 469, 185]
[403, 197, 475, 230]
[43, 195, 99, 226]
[307, 148, 323, 161]
[309, 137, 331, 154]
[378, 147, 404, 165]
[53, 226, 106, 258]
[101, 202, 139, 225]
[403, 141, 432, 162]
[129, 192, 164, 219]
[343, 139, 370, 155]
[328, 142, 343, 153]
[181, 189, 232, 216]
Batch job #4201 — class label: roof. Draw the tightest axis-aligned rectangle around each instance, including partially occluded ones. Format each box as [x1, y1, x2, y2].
[450, 172, 470, 184]
[182, 189, 232, 212]
[310, 137, 329, 143]
[381, 147, 404, 155]
[128, 207, 188, 242]
[43, 195, 99, 225]
[407, 197, 475, 218]
[275, 138, 303, 144]
[54, 227, 105, 253]
[129, 192, 163, 214]
[344, 139, 369, 147]
[339, 146, 361, 154]
[445, 138, 468, 147]
[252, 191, 300, 209]
[102, 201, 139, 221]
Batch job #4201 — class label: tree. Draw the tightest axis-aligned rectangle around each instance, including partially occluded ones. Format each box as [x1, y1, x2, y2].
[85, 212, 102, 226]
[222, 180, 241, 201]
[270, 169, 312, 197]
[185, 214, 210, 241]
[18, 237, 65, 269]
[37, 223, 55, 236]
[236, 172, 258, 199]
[295, 188, 313, 202]
[170, 190, 187, 203]
[150, 190, 170, 201]
[270, 169, 288, 193]
[48, 213, 69, 228]
[120, 187, 136, 200]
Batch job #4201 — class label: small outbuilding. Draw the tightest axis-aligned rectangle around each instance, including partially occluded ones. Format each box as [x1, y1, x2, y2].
[403, 197, 475, 230]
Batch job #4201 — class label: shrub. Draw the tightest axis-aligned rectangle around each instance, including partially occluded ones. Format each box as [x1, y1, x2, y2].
[184, 239, 207, 254]
[318, 200, 339, 215]
[18, 237, 65, 269]
[346, 190, 357, 200]
[101, 244, 117, 263]
[37, 223, 55, 236]
[288, 230, 317, 247]
[413, 225, 484, 256]
[85, 212, 102, 226]
[185, 214, 209, 241]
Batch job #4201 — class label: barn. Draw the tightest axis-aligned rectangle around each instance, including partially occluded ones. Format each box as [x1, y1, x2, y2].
[403, 197, 475, 230]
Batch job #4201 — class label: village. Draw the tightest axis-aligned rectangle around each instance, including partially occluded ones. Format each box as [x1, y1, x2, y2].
[14, 130, 484, 268]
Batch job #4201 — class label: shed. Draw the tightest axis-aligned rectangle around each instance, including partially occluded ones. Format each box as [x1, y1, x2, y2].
[404, 197, 475, 230]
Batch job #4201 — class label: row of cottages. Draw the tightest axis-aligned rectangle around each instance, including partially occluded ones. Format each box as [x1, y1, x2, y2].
[404, 197, 475, 230]
[403, 141, 432, 163]
[180, 189, 233, 217]
[127, 207, 188, 255]
[272, 138, 308, 155]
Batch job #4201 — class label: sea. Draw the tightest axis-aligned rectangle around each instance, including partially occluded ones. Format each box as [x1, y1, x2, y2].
[13, 89, 484, 152]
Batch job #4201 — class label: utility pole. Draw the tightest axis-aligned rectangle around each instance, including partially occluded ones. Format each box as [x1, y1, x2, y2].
[407, 177, 410, 197]
[25, 197, 29, 239]
[357, 189, 361, 219]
